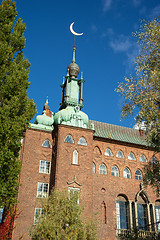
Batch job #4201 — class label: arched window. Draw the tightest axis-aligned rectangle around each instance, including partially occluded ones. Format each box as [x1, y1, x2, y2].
[151, 156, 158, 164]
[64, 135, 74, 143]
[140, 154, 147, 162]
[155, 201, 160, 232]
[105, 148, 113, 157]
[116, 195, 129, 230]
[73, 150, 78, 165]
[135, 169, 142, 180]
[99, 163, 107, 175]
[92, 162, 96, 173]
[111, 166, 119, 177]
[116, 150, 124, 159]
[101, 202, 106, 224]
[123, 167, 131, 179]
[94, 146, 101, 155]
[42, 139, 51, 148]
[137, 193, 148, 230]
[128, 152, 136, 160]
[78, 137, 87, 146]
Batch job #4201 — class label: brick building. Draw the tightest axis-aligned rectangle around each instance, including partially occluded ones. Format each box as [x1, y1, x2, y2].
[9, 45, 160, 240]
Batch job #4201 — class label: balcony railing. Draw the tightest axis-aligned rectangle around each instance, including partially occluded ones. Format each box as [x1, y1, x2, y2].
[116, 229, 156, 238]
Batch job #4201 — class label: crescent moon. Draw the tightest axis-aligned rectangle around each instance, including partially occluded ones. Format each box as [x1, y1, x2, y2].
[70, 22, 83, 36]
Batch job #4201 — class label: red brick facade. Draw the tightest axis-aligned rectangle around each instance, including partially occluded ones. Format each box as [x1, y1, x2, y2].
[11, 124, 159, 240]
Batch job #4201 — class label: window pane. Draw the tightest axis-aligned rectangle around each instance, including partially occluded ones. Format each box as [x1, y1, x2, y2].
[73, 150, 78, 164]
[111, 166, 119, 177]
[116, 150, 124, 158]
[137, 204, 147, 230]
[39, 161, 51, 174]
[135, 169, 142, 180]
[116, 201, 128, 229]
[0, 208, 4, 223]
[64, 135, 74, 143]
[128, 152, 136, 160]
[78, 137, 87, 146]
[123, 168, 131, 179]
[42, 139, 51, 148]
[37, 182, 49, 198]
[99, 164, 107, 175]
[34, 208, 43, 224]
[140, 154, 147, 162]
[93, 162, 96, 173]
[105, 148, 113, 157]
[155, 206, 160, 232]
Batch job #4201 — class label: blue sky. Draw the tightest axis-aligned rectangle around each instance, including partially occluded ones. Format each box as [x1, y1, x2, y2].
[14, 0, 160, 127]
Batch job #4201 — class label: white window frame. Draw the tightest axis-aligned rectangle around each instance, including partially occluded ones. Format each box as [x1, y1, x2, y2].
[34, 208, 43, 224]
[116, 150, 124, 159]
[42, 139, 51, 148]
[111, 166, 119, 177]
[68, 187, 80, 204]
[128, 152, 136, 160]
[39, 160, 51, 174]
[99, 163, 107, 175]
[123, 167, 131, 179]
[37, 182, 49, 198]
[105, 148, 113, 157]
[72, 150, 78, 165]
[78, 137, 87, 146]
[64, 135, 74, 143]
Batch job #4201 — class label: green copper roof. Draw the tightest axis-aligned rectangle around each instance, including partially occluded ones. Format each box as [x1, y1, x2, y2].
[88, 120, 147, 146]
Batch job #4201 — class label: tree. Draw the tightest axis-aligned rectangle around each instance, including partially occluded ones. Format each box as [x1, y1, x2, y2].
[116, 18, 160, 194]
[116, 18, 160, 151]
[0, 0, 36, 211]
[30, 189, 98, 240]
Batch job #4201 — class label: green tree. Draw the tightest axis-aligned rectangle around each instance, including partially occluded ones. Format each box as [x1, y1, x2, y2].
[0, 0, 36, 210]
[116, 18, 160, 194]
[30, 189, 98, 240]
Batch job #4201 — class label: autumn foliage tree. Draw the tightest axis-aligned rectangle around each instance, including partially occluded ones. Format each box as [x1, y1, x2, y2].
[116, 18, 160, 194]
[30, 189, 98, 240]
[0, 0, 36, 213]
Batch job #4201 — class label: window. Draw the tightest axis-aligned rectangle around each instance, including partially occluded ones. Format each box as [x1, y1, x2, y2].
[34, 208, 43, 224]
[64, 135, 74, 143]
[78, 137, 87, 146]
[92, 162, 96, 173]
[123, 167, 131, 179]
[128, 152, 136, 160]
[42, 139, 51, 148]
[155, 202, 160, 232]
[37, 182, 49, 198]
[116, 150, 124, 159]
[111, 166, 119, 177]
[72, 150, 78, 165]
[0, 208, 4, 223]
[105, 148, 113, 157]
[151, 156, 158, 164]
[137, 204, 147, 230]
[135, 169, 142, 180]
[116, 197, 129, 229]
[140, 154, 147, 162]
[101, 202, 107, 224]
[39, 160, 51, 174]
[68, 187, 80, 204]
[99, 163, 107, 175]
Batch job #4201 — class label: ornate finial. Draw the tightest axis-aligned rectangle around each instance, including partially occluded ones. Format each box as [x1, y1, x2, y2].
[45, 96, 48, 105]
[81, 72, 83, 79]
[62, 76, 65, 84]
[72, 46, 76, 63]
[109, 132, 112, 139]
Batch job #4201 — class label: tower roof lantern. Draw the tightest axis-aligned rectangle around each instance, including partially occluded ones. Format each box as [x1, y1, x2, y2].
[67, 46, 79, 78]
